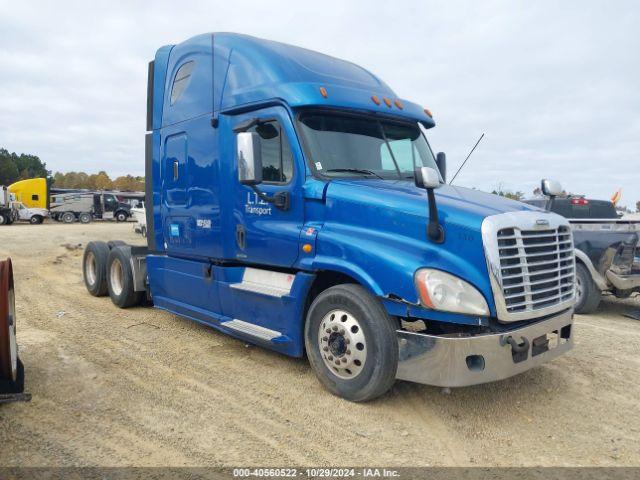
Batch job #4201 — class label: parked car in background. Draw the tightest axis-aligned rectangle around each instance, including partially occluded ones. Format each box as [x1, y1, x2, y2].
[131, 204, 146, 237]
[526, 184, 640, 313]
[12, 202, 48, 224]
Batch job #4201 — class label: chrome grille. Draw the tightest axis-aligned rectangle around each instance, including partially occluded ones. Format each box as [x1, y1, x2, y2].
[497, 226, 574, 314]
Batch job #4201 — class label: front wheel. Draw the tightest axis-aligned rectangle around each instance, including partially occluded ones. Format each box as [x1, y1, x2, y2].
[575, 263, 601, 314]
[115, 211, 128, 222]
[304, 284, 398, 402]
[29, 215, 44, 225]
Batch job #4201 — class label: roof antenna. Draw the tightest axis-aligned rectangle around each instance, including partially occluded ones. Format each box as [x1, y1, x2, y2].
[449, 133, 485, 185]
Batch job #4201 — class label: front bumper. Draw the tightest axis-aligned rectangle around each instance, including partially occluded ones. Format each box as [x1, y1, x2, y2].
[396, 308, 574, 387]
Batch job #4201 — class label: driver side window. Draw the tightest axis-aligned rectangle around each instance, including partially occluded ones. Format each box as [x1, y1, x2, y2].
[249, 121, 293, 184]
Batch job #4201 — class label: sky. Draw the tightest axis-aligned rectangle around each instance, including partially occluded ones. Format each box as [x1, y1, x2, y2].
[0, 0, 638, 207]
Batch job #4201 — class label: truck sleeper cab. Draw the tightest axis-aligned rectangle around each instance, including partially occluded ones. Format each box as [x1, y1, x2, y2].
[82, 33, 575, 401]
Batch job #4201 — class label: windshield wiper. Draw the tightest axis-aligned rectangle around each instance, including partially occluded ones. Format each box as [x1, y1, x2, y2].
[325, 168, 384, 179]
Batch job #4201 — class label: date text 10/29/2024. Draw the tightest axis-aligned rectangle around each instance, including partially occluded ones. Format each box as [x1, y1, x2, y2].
[233, 468, 400, 478]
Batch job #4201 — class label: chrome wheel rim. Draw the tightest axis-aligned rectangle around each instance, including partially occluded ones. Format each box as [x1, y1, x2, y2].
[318, 309, 367, 379]
[110, 259, 124, 296]
[7, 287, 17, 381]
[85, 251, 97, 286]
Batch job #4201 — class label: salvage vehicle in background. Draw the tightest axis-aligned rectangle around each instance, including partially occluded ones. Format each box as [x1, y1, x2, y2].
[0, 187, 17, 225]
[81, 33, 577, 401]
[12, 201, 48, 224]
[527, 183, 640, 313]
[50, 192, 95, 223]
[50, 192, 131, 223]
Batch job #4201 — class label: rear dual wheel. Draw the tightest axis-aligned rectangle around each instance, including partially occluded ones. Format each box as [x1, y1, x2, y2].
[83, 241, 142, 308]
[106, 247, 143, 308]
[0, 258, 24, 393]
[83, 241, 110, 296]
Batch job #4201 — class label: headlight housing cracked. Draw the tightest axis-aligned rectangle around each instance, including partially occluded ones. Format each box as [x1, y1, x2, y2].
[414, 268, 489, 316]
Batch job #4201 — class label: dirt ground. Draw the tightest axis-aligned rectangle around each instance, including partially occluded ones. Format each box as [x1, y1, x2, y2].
[0, 221, 639, 467]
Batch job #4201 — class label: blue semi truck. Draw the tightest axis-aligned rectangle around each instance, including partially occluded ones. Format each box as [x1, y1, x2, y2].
[82, 33, 576, 401]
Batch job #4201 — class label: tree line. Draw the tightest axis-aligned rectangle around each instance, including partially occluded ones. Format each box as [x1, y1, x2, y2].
[0, 147, 144, 192]
[52, 171, 144, 191]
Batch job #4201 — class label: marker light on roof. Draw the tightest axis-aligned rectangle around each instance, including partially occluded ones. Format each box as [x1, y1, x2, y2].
[319, 87, 328, 98]
[394, 99, 403, 109]
[371, 95, 381, 105]
[424, 108, 433, 117]
[571, 198, 589, 205]
[383, 97, 392, 107]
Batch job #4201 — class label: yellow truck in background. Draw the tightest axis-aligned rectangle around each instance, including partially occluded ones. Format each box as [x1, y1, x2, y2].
[8, 178, 48, 210]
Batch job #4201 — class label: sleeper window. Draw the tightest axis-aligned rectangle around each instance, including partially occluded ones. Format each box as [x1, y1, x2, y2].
[170, 61, 195, 105]
[249, 121, 293, 184]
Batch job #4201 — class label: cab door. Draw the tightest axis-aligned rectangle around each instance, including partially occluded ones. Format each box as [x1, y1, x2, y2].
[228, 106, 304, 267]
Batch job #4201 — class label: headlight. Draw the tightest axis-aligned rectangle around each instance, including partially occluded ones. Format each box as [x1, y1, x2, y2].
[414, 268, 489, 316]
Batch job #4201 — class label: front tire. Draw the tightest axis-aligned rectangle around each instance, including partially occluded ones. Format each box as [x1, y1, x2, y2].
[115, 211, 128, 222]
[0, 214, 7, 225]
[106, 247, 142, 308]
[575, 263, 601, 314]
[29, 215, 44, 225]
[304, 284, 398, 402]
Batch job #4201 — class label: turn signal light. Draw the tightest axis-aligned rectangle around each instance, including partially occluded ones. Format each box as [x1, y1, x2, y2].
[302, 244, 313, 253]
[319, 87, 328, 98]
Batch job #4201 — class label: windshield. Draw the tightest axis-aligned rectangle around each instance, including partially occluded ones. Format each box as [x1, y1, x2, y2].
[298, 111, 439, 180]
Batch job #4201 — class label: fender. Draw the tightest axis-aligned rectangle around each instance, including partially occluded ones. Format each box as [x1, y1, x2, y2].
[574, 248, 608, 290]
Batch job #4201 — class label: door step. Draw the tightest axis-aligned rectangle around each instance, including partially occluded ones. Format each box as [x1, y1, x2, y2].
[222, 319, 281, 342]
[229, 267, 295, 298]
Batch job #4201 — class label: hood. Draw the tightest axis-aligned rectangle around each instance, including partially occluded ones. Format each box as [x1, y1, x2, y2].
[325, 178, 538, 231]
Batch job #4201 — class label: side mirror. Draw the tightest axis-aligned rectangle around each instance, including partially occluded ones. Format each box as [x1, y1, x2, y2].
[435, 152, 446, 183]
[541, 179, 562, 198]
[237, 132, 263, 185]
[414, 167, 441, 190]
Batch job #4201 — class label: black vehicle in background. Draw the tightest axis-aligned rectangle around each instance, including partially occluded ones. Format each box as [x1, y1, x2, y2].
[94, 193, 131, 222]
[525, 196, 619, 219]
[526, 183, 639, 313]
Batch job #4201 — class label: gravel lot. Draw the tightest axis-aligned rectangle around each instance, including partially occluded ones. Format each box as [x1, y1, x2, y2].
[0, 221, 639, 466]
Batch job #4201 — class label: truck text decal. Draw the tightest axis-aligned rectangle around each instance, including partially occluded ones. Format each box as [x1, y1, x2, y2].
[245, 192, 272, 216]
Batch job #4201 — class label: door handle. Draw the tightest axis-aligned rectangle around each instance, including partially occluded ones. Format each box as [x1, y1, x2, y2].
[173, 161, 179, 181]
